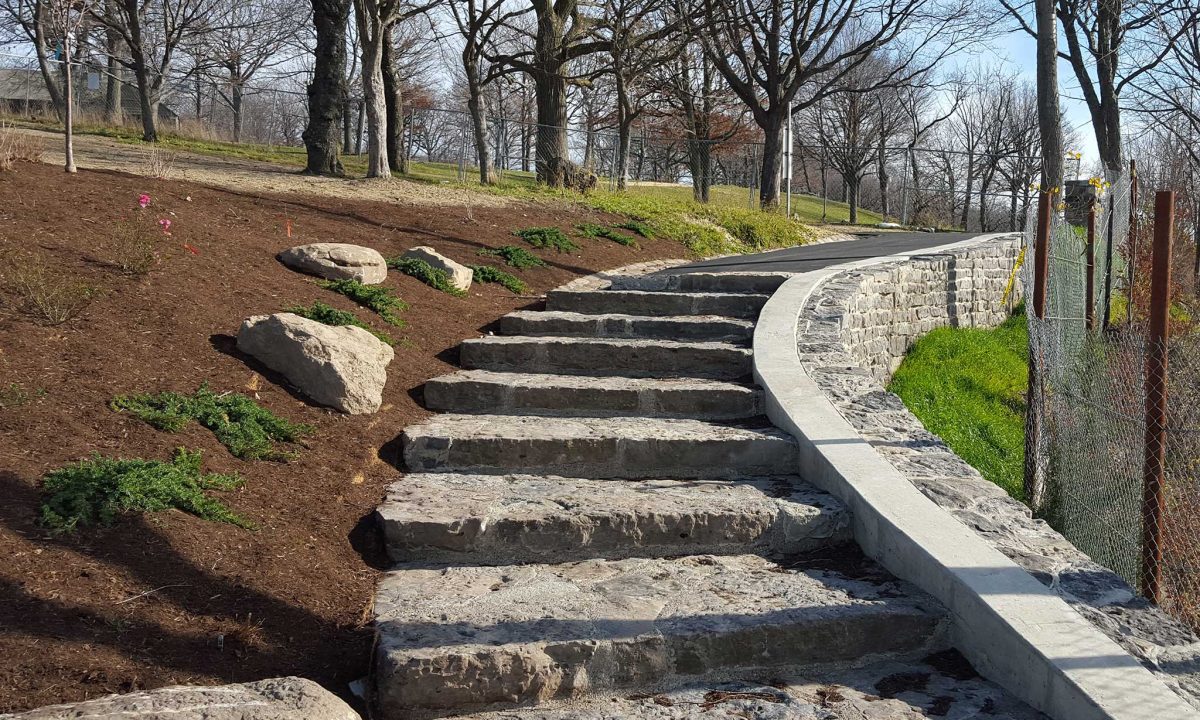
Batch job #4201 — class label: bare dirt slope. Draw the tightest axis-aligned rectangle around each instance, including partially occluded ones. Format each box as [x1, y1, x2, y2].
[0, 159, 690, 713]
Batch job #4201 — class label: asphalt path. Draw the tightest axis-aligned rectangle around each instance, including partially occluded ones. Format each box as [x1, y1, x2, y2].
[660, 231, 980, 275]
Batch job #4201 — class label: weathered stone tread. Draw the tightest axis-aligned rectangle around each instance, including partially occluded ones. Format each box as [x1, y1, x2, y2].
[378, 473, 850, 563]
[401, 414, 798, 478]
[373, 553, 946, 717]
[499, 310, 754, 343]
[460, 336, 752, 380]
[422, 370, 762, 419]
[546, 289, 771, 319]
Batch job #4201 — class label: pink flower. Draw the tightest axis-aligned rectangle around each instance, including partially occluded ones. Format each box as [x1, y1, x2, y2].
[158, 218, 172, 234]
[138, 194, 151, 209]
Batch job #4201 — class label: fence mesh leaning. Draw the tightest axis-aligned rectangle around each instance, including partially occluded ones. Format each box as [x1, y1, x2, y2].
[1026, 177, 1200, 631]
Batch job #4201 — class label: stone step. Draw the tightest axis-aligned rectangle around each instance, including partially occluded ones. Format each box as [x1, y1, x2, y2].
[400, 415, 799, 478]
[449, 654, 1045, 719]
[423, 370, 762, 419]
[378, 473, 850, 564]
[372, 553, 946, 718]
[460, 337, 752, 380]
[546, 290, 770, 319]
[610, 271, 793, 295]
[499, 310, 754, 344]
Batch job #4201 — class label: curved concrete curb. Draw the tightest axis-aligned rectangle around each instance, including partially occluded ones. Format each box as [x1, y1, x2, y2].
[753, 234, 1199, 720]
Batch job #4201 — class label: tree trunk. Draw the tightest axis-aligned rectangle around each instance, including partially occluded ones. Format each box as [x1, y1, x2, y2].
[616, 119, 632, 191]
[465, 69, 494, 184]
[358, 22, 389, 179]
[689, 139, 711, 203]
[382, 31, 405, 173]
[355, 100, 365, 155]
[304, 0, 350, 175]
[132, 58, 157, 142]
[104, 19, 123, 124]
[960, 154, 974, 230]
[877, 137, 890, 219]
[1035, 0, 1063, 190]
[32, 0, 65, 120]
[232, 84, 244, 142]
[534, 71, 569, 187]
[847, 175, 861, 224]
[758, 116, 784, 209]
[63, 34, 76, 173]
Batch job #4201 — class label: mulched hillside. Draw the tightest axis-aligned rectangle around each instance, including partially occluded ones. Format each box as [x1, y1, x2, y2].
[0, 161, 691, 712]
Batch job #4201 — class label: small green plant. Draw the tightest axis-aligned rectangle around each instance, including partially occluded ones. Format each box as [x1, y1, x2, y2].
[514, 226, 578, 253]
[285, 300, 394, 345]
[112, 384, 311, 461]
[387, 257, 468, 297]
[616, 219, 655, 239]
[576, 222, 639, 248]
[40, 448, 252, 532]
[477, 245, 547, 269]
[0, 382, 45, 409]
[1, 250, 96, 325]
[318, 278, 408, 326]
[471, 265, 529, 294]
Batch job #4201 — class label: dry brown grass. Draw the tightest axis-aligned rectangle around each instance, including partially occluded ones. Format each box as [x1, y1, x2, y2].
[0, 124, 44, 171]
[1, 250, 97, 325]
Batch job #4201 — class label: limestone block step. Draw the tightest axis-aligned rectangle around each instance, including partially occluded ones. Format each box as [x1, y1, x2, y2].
[611, 271, 792, 295]
[460, 336, 752, 380]
[449, 655, 1045, 719]
[499, 311, 754, 344]
[400, 415, 799, 478]
[378, 473, 850, 564]
[546, 290, 770, 319]
[423, 371, 762, 419]
[372, 553, 945, 718]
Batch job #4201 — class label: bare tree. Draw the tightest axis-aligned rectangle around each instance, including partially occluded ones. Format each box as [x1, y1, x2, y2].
[447, 0, 527, 184]
[192, 0, 302, 142]
[694, 0, 973, 209]
[303, 0, 351, 175]
[94, 0, 217, 141]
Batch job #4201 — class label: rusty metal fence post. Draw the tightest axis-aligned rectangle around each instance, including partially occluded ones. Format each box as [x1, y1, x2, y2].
[1141, 190, 1175, 602]
[1025, 189, 1053, 511]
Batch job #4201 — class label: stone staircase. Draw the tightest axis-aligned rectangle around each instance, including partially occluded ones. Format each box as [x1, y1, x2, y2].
[370, 272, 1037, 719]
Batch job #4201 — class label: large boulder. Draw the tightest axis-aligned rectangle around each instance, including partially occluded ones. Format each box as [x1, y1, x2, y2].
[0, 677, 361, 720]
[401, 246, 472, 293]
[237, 313, 393, 415]
[279, 243, 387, 284]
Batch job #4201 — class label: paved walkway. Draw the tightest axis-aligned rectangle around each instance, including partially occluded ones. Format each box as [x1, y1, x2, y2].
[662, 231, 977, 274]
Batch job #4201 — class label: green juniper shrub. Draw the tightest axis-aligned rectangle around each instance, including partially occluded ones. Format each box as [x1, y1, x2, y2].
[112, 384, 311, 461]
[615, 219, 654, 239]
[40, 447, 252, 532]
[318, 278, 408, 326]
[471, 265, 529, 295]
[286, 300, 395, 345]
[514, 226, 578, 253]
[477, 245, 546, 269]
[387, 257, 468, 297]
[575, 222, 639, 248]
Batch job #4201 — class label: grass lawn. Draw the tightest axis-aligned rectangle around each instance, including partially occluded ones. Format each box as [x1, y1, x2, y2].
[888, 307, 1029, 500]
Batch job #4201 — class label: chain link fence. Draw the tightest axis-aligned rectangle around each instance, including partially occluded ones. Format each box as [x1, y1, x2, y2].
[1026, 174, 1200, 631]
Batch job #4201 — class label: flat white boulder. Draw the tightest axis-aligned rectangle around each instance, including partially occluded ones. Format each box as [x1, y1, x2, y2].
[0, 677, 360, 719]
[279, 243, 387, 284]
[402, 246, 472, 292]
[238, 313, 393, 415]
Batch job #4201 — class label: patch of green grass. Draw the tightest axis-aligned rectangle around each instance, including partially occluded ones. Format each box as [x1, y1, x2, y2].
[471, 265, 529, 294]
[285, 300, 394, 345]
[0, 382, 45, 409]
[576, 222, 639, 248]
[387, 257, 468, 298]
[318, 279, 408, 326]
[514, 227, 579, 253]
[477, 245, 547, 269]
[616, 219, 655, 239]
[112, 385, 311, 461]
[888, 307, 1029, 500]
[40, 448, 252, 532]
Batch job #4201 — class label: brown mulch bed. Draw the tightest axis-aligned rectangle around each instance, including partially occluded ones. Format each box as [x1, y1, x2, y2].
[0, 161, 690, 713]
